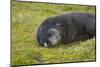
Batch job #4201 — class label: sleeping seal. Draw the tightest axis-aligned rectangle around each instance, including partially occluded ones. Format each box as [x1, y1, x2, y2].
[37, 12, 96, 48]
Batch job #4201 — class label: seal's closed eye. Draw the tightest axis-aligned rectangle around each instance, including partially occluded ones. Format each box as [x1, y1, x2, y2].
[47, 29, 55, 37]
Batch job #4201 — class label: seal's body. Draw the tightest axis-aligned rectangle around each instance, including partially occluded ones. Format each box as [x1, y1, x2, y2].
[37, 12, 96, 48]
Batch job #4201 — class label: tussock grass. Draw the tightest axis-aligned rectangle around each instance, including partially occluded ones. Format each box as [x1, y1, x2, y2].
[12, 1, 96, 65]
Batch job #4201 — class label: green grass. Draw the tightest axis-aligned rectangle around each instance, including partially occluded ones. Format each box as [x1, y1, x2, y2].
[12, 1, 96, 65]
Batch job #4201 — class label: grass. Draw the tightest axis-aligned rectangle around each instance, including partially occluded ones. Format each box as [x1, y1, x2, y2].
[12, 0, 96, 66]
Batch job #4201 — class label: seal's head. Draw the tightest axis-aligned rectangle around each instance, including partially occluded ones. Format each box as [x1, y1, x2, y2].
[37, 18, 61, 48]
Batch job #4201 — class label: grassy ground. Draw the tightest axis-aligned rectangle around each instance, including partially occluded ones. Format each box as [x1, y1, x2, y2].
[12, 0, 96, 65]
